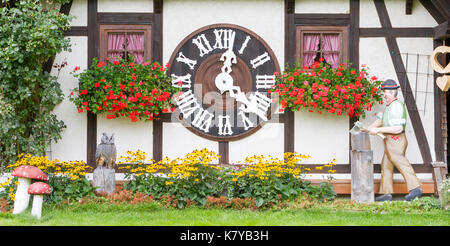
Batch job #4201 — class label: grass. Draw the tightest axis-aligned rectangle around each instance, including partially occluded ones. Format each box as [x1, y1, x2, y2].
[0, 197, 448, 226]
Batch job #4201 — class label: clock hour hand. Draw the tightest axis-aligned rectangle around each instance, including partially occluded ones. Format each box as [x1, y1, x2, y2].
[219, 31, 236, 74]
[220, 49, 237, 74]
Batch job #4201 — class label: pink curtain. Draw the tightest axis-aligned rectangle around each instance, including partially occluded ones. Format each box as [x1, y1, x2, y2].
[127, 33, 145, 64]
[107, 34, 125, 62]
[322, 34, 340, 68]
[303, 34, 320, 67]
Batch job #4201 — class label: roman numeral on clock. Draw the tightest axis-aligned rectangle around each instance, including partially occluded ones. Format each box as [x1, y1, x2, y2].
[255, 74, 276, 89]
[218, 115, 233, 135]
[238, 111, 254, 130]
[192, 34, 213, 57]
[213, 29, 235, 50]
[238, 35, 251, 54]
[192, 108, 214, 133]
[244, 91, 271, 121]
[175, 90, 200, 118]
[171, 73, 192, 88]
[250, 52, 270, 69]
[176, 52, 197, 70]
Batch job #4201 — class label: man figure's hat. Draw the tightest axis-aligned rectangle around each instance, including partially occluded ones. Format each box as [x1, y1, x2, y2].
[381, 79, 400, 90]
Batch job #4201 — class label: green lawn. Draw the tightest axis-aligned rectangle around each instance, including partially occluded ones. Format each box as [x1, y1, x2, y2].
[0, 198, 448, 226]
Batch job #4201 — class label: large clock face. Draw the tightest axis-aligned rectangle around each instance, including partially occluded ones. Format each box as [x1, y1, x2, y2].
[168, 24, 280, 141]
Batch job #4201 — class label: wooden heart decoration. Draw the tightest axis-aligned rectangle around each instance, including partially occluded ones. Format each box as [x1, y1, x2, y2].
[430, 46, 450, 74]
[436, 75, 450, 91]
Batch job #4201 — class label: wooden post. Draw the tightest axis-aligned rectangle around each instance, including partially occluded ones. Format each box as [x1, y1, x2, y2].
[350, 132, 374, 203]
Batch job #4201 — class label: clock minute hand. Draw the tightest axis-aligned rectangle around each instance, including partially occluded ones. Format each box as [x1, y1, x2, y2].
[228, 83, 269, 122]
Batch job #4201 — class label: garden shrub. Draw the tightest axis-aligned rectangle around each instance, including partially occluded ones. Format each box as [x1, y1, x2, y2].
[0, 0, 72, 169]
[118, 149, 338, 208]
[119, 149, 224, 208]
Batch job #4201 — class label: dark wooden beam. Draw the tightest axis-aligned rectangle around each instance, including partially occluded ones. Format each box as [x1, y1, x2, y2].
[218, 142, 229, 164]
[374, 0, 433, 166]
[64, 26, 88, 36]
[359, 27, 434, 37]
[406, 0, 413, 15]
[152, 0, 164, 162]
[434, 40, 446, 163]
[87, 0, 98, 168]
[349, 0, 360, 166]
[97, 13, 153, 24]
[284, 0, 295, 154]
[433, 20, 450, 39]
[294, 14, 350, 25]
[419, 0, 447, 24]
[431, 0, 450, 20]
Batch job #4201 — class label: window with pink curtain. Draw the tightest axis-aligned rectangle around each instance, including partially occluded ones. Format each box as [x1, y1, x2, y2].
[107, 33, 125, 62]
[302, 33, 341, 68]
[107, 32, 145, 64]
[303, 34, 320, 67]
[322, 34, 340, 68]
[127, 33, 145, 64]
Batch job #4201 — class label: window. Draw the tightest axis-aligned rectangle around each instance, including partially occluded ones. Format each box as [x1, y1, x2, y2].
[99, 25, 152, 64]
[296, 26, 348, 69]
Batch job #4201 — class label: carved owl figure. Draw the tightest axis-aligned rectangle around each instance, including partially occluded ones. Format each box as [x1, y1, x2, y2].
[95, 133, 117, 169]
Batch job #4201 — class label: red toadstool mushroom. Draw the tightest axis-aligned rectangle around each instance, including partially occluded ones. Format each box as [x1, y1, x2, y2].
[28, 182, 52, 219]
[11, 166, 48, 214]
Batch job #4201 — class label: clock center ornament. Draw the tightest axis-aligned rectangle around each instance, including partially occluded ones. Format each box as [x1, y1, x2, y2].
[168, 24, 280, 141]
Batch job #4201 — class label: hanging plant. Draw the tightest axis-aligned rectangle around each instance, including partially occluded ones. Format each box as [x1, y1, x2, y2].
[70, 58, 180, 122]
[270, 59, 383, 118]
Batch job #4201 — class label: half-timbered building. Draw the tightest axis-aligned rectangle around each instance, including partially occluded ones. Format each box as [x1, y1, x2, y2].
[50, 0, 449, 194]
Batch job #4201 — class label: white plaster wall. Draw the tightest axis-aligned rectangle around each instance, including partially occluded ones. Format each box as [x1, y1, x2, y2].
[163, 0, 284, 68]
[163, 0, 285, 162]
[97, 117, 153, 160]
[98, 0, 153, 12]
[229, 123, 284, 164]
[294, 110, 349, 165]
[69, 0, 87, 26]
[359, 37, 424, 164]
[51, 36, 88, 162]
[163, 123, 218, 160]
[385, 0, 437, 27]
[360, 0, 381, 27]
[295, 0, 349, 13]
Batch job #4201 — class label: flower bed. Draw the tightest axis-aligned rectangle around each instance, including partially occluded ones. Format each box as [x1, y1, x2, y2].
[0, 154, 95, 209]
[271, 60, 383, 118]
[118, 149, 337, 208]
[0, 149, 337, 211]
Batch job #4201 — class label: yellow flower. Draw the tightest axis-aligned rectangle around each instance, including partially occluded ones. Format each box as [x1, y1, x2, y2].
[165, 181, 174, 185]
[232, 178, 238, 182]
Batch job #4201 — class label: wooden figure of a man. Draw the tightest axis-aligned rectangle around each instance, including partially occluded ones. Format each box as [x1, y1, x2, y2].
[365, 79, 423, 202]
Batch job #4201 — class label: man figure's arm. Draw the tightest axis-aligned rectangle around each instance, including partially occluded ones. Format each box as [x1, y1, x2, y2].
[368, 103, 405, 135]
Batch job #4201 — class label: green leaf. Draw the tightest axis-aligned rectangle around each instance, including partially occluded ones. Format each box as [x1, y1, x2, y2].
[255, 197, 264, 207]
